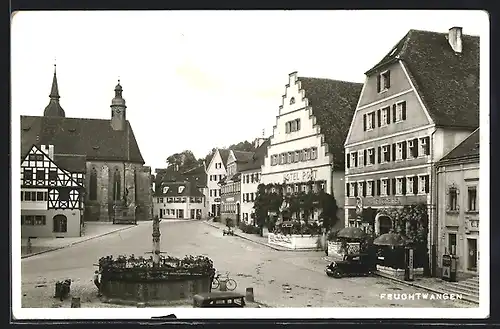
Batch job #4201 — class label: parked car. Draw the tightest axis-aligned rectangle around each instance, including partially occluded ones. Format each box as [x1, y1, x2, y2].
[325, 253, 375, 278]
[193, 291, 246, 308]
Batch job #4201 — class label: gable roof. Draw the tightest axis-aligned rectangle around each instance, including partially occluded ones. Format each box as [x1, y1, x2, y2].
[298, 77, 363, 170]
[437, 128, 479, 165]
[239, 139, 270, 172]
[182, 164, 207, 187]
[53, 154, 87, 173]
[232, 150, 255, 163]
[366, 29, 479, 129]
[154, 180, 204, 197]
[21, 115, 145, 164]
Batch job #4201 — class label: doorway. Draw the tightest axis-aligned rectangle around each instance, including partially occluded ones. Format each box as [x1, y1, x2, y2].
[211, 204, 216, 217]
[467, 238, 478, 271]
[190, 209, 195, 219]
[379, 216, 392, 235]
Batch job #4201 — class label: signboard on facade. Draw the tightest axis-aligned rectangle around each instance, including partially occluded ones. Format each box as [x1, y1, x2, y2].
[283, 169, 317, 183]
[226, 197, 234, 202]
[365, 197, 402, 207]
[214, 198, 221, 202]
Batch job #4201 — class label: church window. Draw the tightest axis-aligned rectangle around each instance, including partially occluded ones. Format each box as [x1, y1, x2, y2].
[89, 168, 97, 200]
[113, 168, 121, 201]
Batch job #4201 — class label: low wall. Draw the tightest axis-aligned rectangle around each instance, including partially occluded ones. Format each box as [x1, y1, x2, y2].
[377, 265, 424, 279]
[101, 274, 211, 303]
[268, 233, 319, 250]
[328, 241, 360, 258]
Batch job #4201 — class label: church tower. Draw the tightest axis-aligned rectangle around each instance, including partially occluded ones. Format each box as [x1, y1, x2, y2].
[43, 64, 66, 117]
[110, 80, 127, 131]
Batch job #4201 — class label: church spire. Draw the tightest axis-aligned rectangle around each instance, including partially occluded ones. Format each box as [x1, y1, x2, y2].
[43, 62, 65, 117]
[49, 63, 60, 99]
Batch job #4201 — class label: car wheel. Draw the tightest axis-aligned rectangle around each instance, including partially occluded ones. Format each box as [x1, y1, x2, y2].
[332, 268, 342, 278]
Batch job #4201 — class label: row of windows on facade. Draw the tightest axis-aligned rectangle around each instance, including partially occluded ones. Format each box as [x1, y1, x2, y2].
[161, 209, 184, 217]
[285, 118, 301, 134]
[209, 189, 221, 197]
[347, 136, 430, 169]
[447, 186, 478, 213]
[346, 175, 430, 197]
[243, 192, 256, 202]
[155, 197, 203, 203]
[221, 182, 241, 195]
[363, 100, 407, 131]
[21, 215, 67, 233]
[21, 191, 48, 202]
[242, 173, 261, 184]
[267, 180, 326, 194]
[270, 147, 318, 166]
[21, 188, 76, 202]
[209, 174, 224, 182]
[22, 168, 84, 185]
[221, 203, 238, 214]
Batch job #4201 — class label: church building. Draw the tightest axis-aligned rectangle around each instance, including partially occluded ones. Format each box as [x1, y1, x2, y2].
[20, 66, 153, 222]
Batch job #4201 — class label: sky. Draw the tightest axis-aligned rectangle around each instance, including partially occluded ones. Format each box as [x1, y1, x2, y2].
[11, 10, 488, 171]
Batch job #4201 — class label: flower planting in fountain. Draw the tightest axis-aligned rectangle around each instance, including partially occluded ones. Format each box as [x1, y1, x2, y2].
[98, 254, 215, 281]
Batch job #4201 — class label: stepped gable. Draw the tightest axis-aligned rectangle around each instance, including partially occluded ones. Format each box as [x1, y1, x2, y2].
[298, 77, 363, 170]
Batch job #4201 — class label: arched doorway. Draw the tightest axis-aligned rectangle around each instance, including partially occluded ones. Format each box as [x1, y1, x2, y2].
[374, 212, 392, 235]
[53, 214, 68, 233]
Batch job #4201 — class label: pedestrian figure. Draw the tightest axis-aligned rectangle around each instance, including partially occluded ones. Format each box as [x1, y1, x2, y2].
[93, 270, 102, 296]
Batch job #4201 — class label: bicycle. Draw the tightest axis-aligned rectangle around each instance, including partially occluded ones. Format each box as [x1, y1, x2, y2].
[211, 271, 237, 291]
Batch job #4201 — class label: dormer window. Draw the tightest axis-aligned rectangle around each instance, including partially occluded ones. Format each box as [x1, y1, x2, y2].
[377, 70, 391, 93]
[178, 186, 185, 194]
[289, 97, 295, 105]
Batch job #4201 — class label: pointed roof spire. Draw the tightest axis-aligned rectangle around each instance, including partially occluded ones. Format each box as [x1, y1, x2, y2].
[50, 61, 60, 99]
[43, 61, 65, 117]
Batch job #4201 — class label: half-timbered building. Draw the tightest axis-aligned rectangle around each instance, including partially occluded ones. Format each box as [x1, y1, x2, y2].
[21, 144, 85, 238]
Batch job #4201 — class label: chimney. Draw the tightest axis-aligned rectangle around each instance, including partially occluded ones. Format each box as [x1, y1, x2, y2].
[448, 27, 463, 53]
[40, 144, 54, 160]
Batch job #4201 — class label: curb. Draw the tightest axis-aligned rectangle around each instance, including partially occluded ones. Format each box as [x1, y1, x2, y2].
[21, 224, 137, 259]
[374, 271, 479, 305]
[203, 221, 322, 253]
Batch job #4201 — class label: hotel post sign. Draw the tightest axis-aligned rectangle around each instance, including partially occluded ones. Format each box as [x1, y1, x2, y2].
[283, 169, 317, 183]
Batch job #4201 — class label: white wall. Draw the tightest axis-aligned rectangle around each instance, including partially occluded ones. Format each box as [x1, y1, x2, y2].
[240, 169, 261, 224]
[21, 208, 81, 238]
[206, 150, 227, 216]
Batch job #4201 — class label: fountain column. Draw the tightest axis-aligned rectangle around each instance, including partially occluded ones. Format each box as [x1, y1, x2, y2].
[152, 216, 161, 267]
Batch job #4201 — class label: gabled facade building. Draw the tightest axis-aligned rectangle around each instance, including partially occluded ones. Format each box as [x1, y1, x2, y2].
[239, 137, 269, 225]
[21, 144, 85, 237]
[153, 181, 205, 220]
[261, 72, 362, 227]
[206, 149, 230, 217]
[21, 67, 152, 223]
[343, 27, 479, 273]
[435, 128, 480, 274]
[219, 150, 254, 225]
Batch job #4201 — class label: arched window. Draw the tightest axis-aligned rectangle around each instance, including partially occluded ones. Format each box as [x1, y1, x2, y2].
[113, 168, 121, 201]
[290, 97, 295, 105]
[53, 214, 67, 233]
[89, 168, 97, 201]
[379, 216, 392, 235]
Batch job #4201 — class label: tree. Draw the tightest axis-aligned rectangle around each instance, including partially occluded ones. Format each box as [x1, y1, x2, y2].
[318, 191, 339, 232]
[166, 150, 199, 172]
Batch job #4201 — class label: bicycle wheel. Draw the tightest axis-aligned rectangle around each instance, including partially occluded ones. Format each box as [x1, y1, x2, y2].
[211, 278, 220, 290]
[226, 279, 237, 291]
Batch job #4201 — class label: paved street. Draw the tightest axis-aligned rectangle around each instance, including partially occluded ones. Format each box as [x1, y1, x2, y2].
[21, 220, 474, 308]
